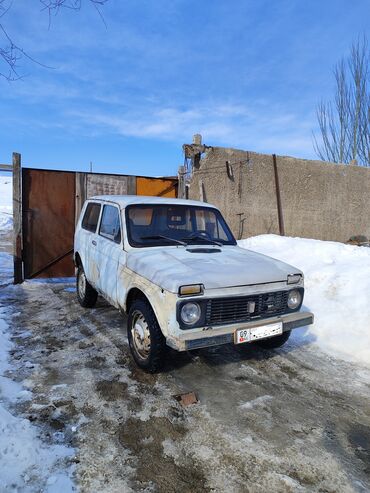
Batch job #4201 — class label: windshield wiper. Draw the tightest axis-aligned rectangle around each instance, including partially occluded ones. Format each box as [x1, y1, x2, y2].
[181, 234, 223, 246]
[140, 235, 186, 246]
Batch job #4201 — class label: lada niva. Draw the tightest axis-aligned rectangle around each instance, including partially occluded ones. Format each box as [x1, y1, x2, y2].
[74, 196, 313, 371]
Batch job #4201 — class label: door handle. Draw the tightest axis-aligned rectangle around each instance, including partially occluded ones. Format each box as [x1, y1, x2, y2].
[92, 240, 97, 246]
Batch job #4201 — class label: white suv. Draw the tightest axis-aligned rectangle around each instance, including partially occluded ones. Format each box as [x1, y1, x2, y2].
[74, 196, 313, 372]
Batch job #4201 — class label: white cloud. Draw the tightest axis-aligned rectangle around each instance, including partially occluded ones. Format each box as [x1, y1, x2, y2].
[68, 101, 317, 158]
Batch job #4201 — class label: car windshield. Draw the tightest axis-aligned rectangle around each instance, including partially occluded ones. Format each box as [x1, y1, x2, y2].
[126, 204, 236, 248]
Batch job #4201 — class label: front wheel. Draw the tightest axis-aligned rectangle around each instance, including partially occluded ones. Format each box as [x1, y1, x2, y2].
[256, 330, 291, 349]
[127, 299, 167, 372]
[76, 266, 98, 308]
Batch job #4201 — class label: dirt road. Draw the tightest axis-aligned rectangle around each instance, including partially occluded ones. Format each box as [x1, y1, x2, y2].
[1, 254, 370, 492]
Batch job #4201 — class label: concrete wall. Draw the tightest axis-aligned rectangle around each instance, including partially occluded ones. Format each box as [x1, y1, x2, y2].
[188, 146, 370, 242]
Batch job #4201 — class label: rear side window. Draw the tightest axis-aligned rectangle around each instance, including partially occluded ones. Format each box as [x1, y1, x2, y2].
[99, 205, 121, 243]
[82, 202, 101, 233]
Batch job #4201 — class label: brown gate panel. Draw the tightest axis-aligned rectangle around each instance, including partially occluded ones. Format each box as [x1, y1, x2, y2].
[136, 177, 177, 197]
[22, 169, 76, 278]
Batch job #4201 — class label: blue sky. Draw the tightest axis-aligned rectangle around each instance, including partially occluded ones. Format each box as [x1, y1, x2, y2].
[1, 0, 370, 176]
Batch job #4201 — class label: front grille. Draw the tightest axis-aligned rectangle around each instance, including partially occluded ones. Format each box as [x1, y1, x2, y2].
[205, 291, 289, 326]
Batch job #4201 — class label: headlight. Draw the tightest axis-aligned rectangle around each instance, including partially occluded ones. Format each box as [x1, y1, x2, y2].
[180, 302, 201, 325]
[287, 289, 302, 310]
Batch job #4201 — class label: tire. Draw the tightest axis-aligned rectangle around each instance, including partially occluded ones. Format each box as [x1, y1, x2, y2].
[76, 266, 98, 308]
[127, 299, 167, 372]
[256, 330, 291, 349]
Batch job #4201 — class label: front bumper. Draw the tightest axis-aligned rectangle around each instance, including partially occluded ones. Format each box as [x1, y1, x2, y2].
[166, 311, 314, 351]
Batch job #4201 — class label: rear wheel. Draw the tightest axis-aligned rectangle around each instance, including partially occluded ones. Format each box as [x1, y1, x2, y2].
[76, 266, 98, 308]
[127, 299, 166, 372]
[256, 330, 291, 349]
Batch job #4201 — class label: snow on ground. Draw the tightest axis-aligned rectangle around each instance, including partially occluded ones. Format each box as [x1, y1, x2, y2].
[0, 253, 12, 287]
[0, 306, 75, 491]
[0, 175, 12, 230]
[239, 234, 370, 367]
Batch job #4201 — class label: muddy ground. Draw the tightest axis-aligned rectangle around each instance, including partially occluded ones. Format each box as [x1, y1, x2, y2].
[1, 245, 370, 492]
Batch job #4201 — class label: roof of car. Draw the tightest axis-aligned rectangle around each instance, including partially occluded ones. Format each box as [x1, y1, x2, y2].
[88, 195, 218, 209]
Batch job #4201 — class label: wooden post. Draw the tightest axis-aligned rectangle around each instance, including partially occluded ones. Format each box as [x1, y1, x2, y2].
[12, 152, 23, 284]
[272, 154, 285, 236]
[75, 172, 86, 225]
[127, 176, 137, 195]
[178, 165, 186, 199]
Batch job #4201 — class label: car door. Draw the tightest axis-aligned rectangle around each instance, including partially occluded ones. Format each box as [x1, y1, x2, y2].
[78, 201, 102, 286]
[95, 203, 125, 307]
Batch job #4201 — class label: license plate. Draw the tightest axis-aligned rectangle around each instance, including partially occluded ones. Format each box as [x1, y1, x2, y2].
[235, 322, 283, 344]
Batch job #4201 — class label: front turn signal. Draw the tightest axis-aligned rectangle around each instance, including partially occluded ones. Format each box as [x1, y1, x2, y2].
[179, 284, 204, 297]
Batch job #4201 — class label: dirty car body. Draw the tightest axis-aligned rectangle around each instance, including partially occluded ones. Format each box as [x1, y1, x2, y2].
[74, 195, 313, 371]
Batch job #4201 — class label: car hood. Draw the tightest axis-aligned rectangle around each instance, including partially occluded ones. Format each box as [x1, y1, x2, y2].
[126, 245, 302, 293]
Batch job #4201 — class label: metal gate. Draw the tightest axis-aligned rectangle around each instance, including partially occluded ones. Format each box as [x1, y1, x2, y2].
[20, 168, 178, 280]
[22, 169, 76, 278]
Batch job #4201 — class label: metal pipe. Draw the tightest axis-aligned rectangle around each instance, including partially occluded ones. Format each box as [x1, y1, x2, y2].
[272, 154, 285, 236]
[0, 164, 12, 171]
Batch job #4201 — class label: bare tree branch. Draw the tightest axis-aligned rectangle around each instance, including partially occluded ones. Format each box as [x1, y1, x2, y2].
[314, 36, 370, 167]
[40, 0, 108, 29]
[0, 0, 109, 81]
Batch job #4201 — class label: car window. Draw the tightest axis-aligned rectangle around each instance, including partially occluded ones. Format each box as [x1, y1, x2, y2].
[126, 204, 236, 247]
[99, 205, 122, 244]
[82, 202, 101, 233]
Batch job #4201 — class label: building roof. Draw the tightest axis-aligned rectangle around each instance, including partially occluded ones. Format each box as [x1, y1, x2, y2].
[89, 195, 217, 209]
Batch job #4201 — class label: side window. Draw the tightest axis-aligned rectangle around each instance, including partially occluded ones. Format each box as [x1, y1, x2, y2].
[82, 202, 101, 233]
[99, 205, 122, 244]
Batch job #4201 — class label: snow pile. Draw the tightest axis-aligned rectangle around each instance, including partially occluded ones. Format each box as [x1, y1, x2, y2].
[0, 308, 75, 491]
[0, 175, 12, 230]
[0, 253, 12, 287]
[238, 234, 370, 367]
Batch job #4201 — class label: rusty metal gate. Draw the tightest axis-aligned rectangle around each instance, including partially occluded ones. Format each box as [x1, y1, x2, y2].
[20, 168, 178, 280]
[22, 169, 76, 278]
